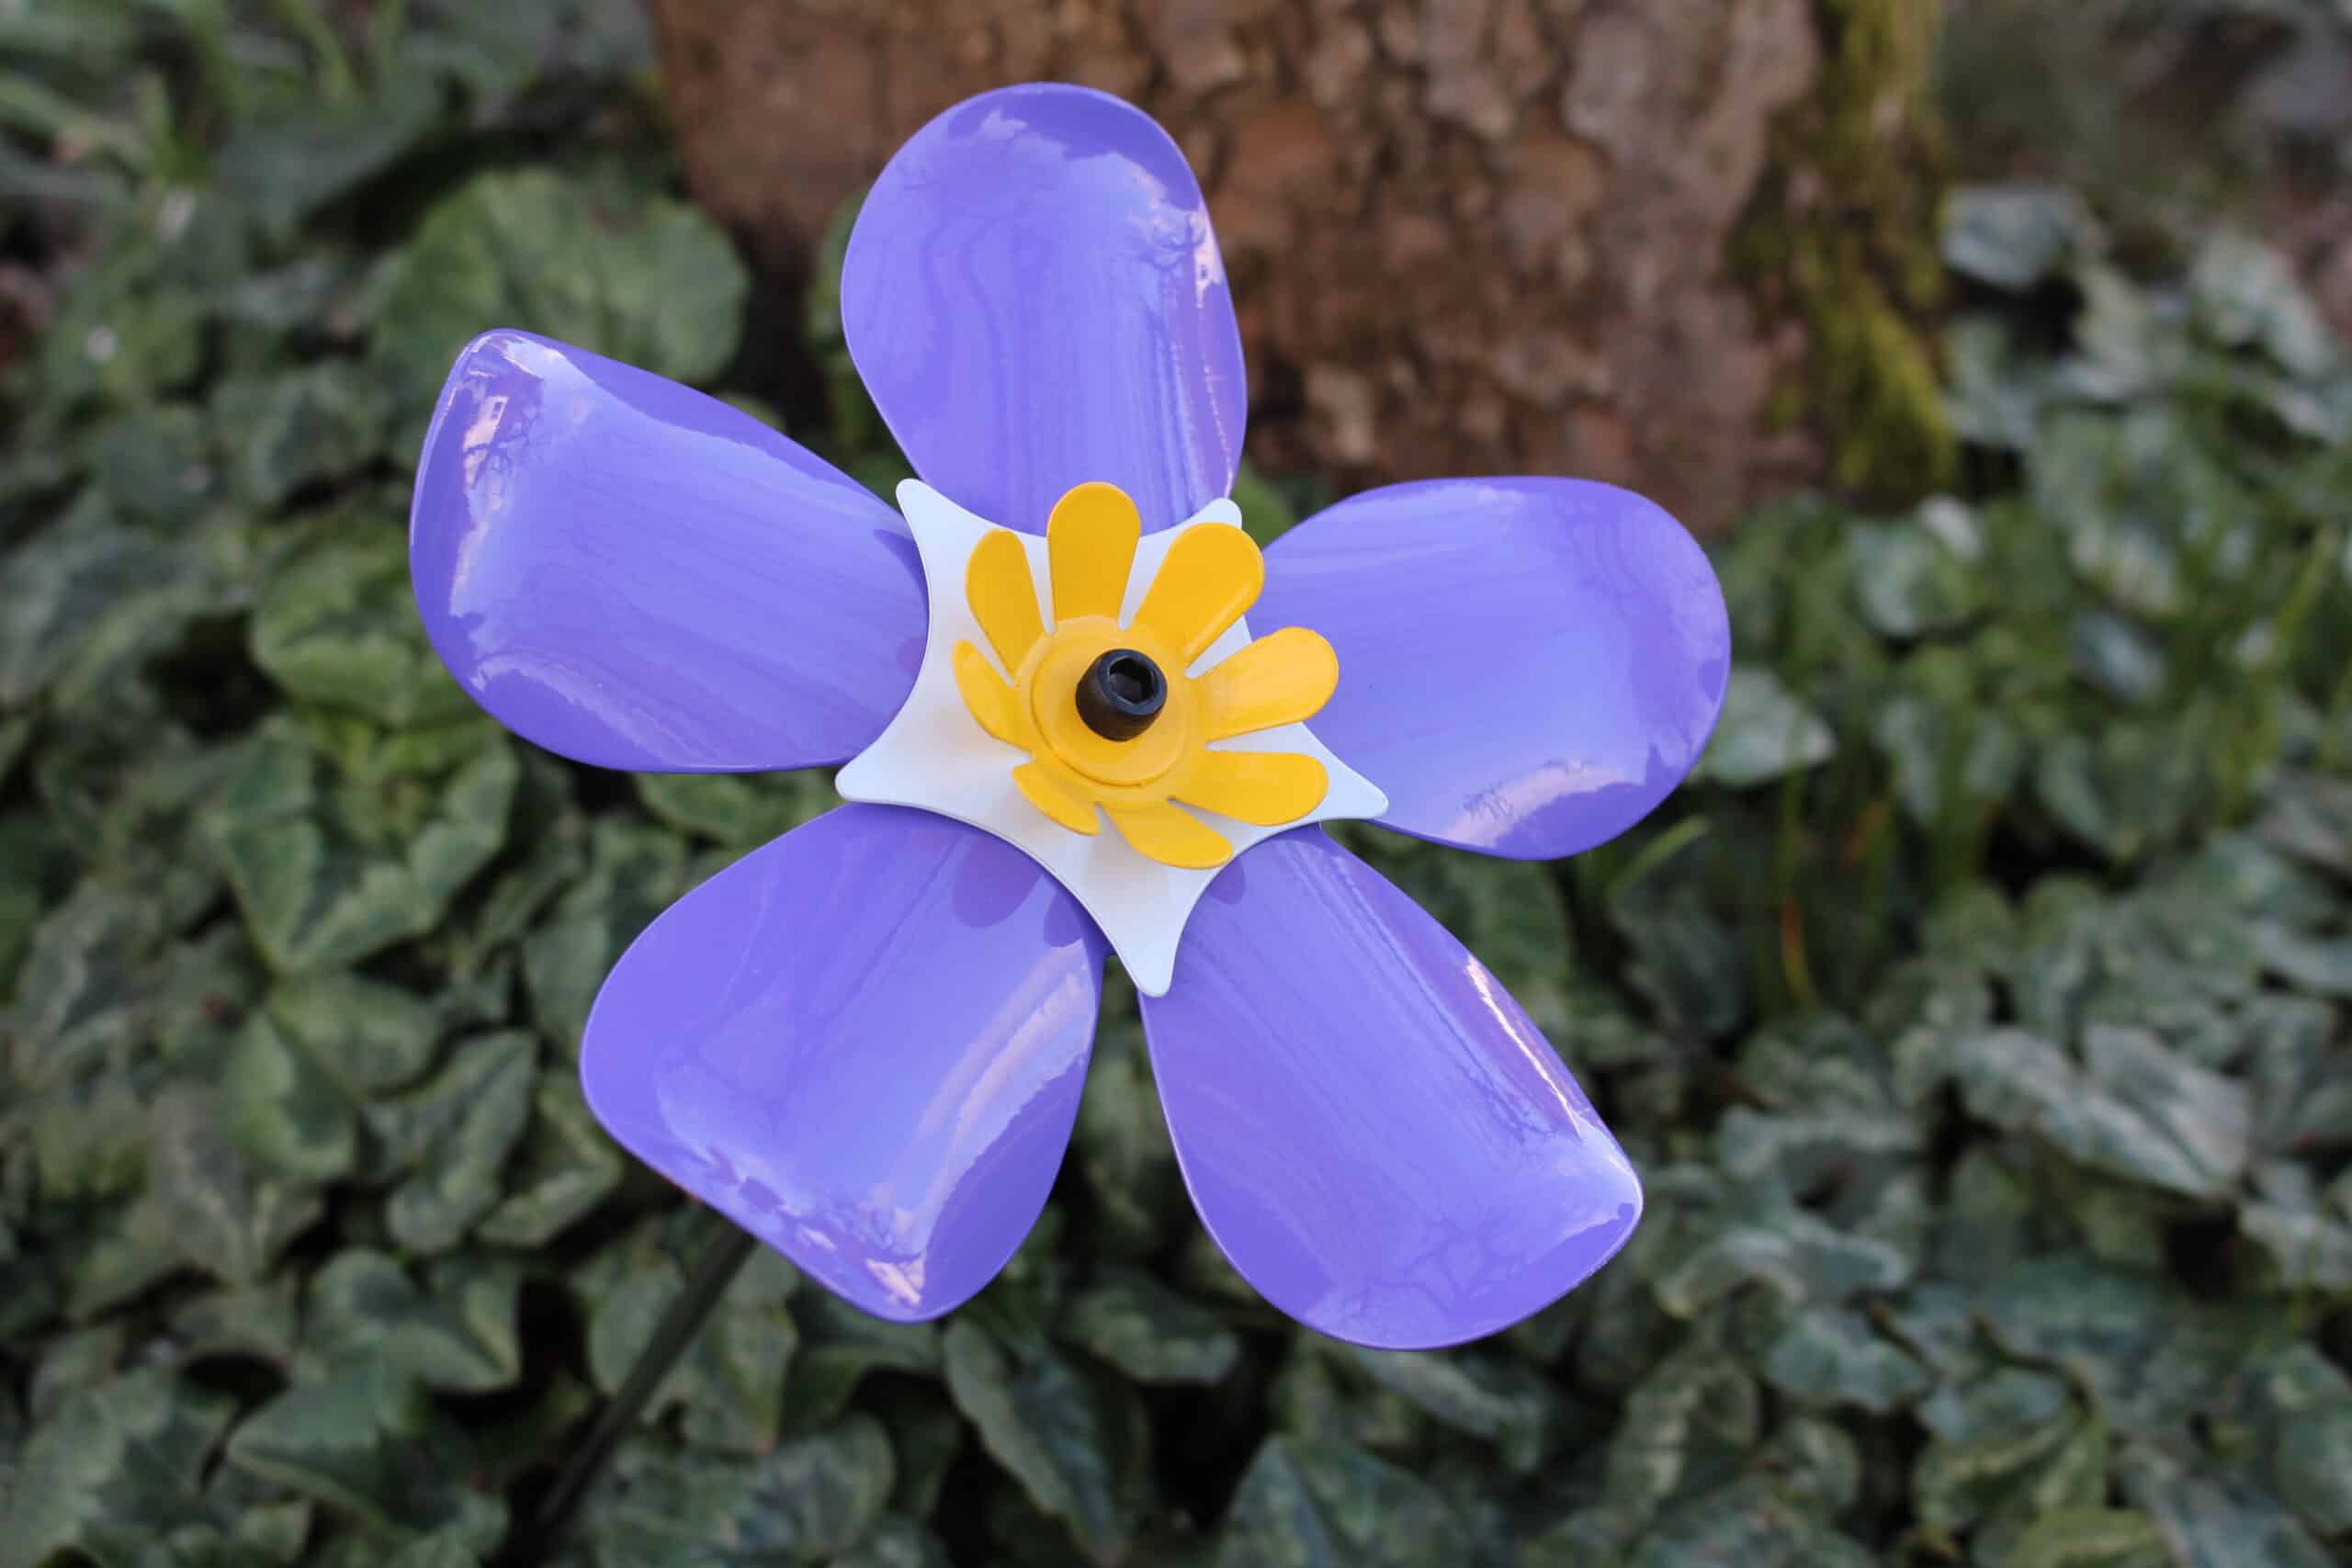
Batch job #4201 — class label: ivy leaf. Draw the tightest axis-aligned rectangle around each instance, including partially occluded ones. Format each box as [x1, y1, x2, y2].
[1760, 1417, 1863, 1514]
[215, 63, 447, 231]
[1622, 1476, 1873, 1568]
[830, 1516, 954, 1568]
[370, 1031, 537, 1253]
[2249, 924, 2352, 998]
[1, 1369, 235, 1567]
[380, 1539, 489, 1568]
[1692, 669, 1835, 788]
[943, 1320, 1144, 1564]
[150, 1086, 322, 1286]
[1949, 1026, 2249, 1199]
[1849, 521, 1982, 639]
[224, 1495, 319, 1566]
[2118, 1446, 2333, 1568]
[583, 1245, 798, 1455]
[1912, 1367, 2082, 1535]
[7, 881, 165, 1092]
[1977, 1257, 2252, 1436]
[631, 769, 830, 848]
[1060, 1270, 1239, 1389]
[2258, 772, 2352, 876]
[472, 1074, 622, 1247]
[300, 1250, 523, 1394]
[1600, 1345, 1759, 1519]
[250, 525, 470, 728]
[222, 1007, 362, 1183]
[368, 166, 749, 428]
[787, 1294, 942, 1431]
[2273, 1399, 2352, 1535]
[1641, 1185, 1911, 1316]
[1338, 1347, 1555, 1473]
[172, 1279, 302, 1368]
[1942, 185, 2097, 292]
[82, 403, 214, 525]
[1761, 1306, 1933, 1414]
[1069, 1011, 1183, 1259]
[206, 727, 518, 974]
[1216, 1437, 1470, 1568]
[225, 1362, 505, 1546]
[0, 509, 191, 710]
[2034, 725, 2204, 864]
[2189, 230, 2337, 379]
[573, 1421, 895, 1568]
[1873, 682, 2028, 828]
[220, 970, 445, 1185]
[1613, 887, 1748, 1041]
[2239, 1197, 2352, 1292]
[264, 972, 443, 1096]
[210, 366, 393, 509]
[62, 1188, 183, 1322]
[521, 820, 690, 1050]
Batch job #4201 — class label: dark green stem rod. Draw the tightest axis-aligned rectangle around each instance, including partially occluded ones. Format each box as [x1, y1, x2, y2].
[520, 1215, 757, 1561]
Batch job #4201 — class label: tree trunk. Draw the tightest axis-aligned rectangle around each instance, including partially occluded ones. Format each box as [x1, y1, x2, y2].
[650, 0, 1952, 534]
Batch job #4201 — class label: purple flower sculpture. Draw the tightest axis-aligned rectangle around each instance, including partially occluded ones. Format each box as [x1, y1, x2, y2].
[409, 84, 1728, 1349]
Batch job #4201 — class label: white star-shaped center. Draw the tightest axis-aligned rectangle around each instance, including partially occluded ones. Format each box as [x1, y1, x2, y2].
[835, 481, 1386, 995]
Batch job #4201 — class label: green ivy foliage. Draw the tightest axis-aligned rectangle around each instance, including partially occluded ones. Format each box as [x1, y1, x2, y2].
[3, 7, 2351, 1567]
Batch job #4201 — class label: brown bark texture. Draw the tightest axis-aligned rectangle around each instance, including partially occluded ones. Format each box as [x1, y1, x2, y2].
[651, 0, 1851, 533]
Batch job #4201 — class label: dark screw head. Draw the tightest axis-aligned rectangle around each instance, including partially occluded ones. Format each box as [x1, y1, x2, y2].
[1076, 649, 1167, 741]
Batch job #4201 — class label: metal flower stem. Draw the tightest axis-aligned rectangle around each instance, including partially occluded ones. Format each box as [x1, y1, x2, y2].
[528, 1212, 757, 1553]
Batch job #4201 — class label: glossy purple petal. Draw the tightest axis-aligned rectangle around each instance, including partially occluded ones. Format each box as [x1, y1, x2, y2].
[1140, 829, 1640, 1349]
[1256, 479, 1729, 859]
[841, 84, 1247, 534]
[410, 330, 926, 773]
[580, 805, 1106, 1322]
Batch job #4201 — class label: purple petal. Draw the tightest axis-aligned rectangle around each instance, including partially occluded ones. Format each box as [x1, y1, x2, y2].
[581, 805, 1106, 1322]
[411, 330, 926, 773]
[1141, 829, 1640, 1348]
[1256, 479, 1729, 859]
[841, 85, 1247, 534]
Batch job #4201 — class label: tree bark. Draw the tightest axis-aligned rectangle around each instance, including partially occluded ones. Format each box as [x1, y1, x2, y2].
[650, 0, 1950, 533]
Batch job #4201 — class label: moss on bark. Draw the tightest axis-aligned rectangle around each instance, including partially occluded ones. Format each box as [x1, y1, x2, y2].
[1736, 0, 1958, 503]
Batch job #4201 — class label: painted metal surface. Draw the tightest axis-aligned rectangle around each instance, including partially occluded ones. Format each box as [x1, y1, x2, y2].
[842, 83, 1248, 536]
[1141, 828, 1643, 1348]
[1257, 478, 1732, 861]
[580, 804, 1106, 1322]
[409, 329, 925, 773]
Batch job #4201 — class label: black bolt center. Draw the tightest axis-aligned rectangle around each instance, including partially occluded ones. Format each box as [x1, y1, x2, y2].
[1077, 649, 1166, 741]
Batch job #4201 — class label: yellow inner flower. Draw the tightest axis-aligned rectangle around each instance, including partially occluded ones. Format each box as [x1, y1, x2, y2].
[951, 482, 1339, 870]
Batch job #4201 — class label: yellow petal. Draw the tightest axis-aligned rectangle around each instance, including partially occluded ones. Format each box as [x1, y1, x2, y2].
[966, 528, 1044, 673]
[1131, 523, 1262, 668]
[1194, 627, 1339, 739]
[953, 641, 1026, 747]
[1176, 750, 1329, 826]
[1013, 761, 1098, 835]
[1048, 482, 1140, 625]
[1102, 800, 1232, 869]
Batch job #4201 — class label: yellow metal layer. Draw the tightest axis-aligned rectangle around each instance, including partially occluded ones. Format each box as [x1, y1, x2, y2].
[1013, 761, 1099, 835]
[1131, 522, 1263, 668]
[1102, 800, 1234, 870]
[1193, 627, 1339, 740]
[1176, 750, 1330, 826]
[1047, 481, 1141, 625]
[952, 641, 1027, 748]
[966, 526, 1045, 674]
[950, 485, 1336, 870]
